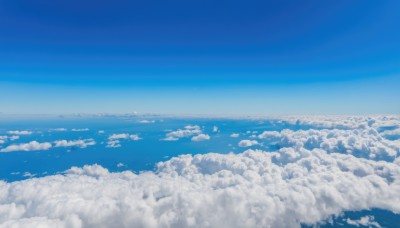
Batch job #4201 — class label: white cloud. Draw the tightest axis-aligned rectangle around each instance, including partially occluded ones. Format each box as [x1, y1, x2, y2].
[106, 140, 121, 148]
[9, 136, 20, 141]
[98, 130, 105, 134]
[0, 141, 52, 152]
[213, 126, 218, 133]
[230, 133, 240, 138]
[54, 139, 96, 148]
[191, 134, 210, 141]
[162, 137, 179, 141]
[0, 148, 399, 227]
[108, 133, 130, 140]
[258, 131, 281, 139]
[138, 120, 155, 124]
[238, 139, 259, 147]
[50, 128, 67, 132]
[346, 215, 381, 227]
[116, 163, 125, 168]
[162, 125, 202, 141]
[71, 128, 89, 132]
[0, 135, 19, 142]
[184, 125, 201, 130]
[130, 134, 141, 141]
[257, 128, 400, 160]
[22, 172, 36, 178]
[106, 134, 141, 148]
[7, 130, 32, 135]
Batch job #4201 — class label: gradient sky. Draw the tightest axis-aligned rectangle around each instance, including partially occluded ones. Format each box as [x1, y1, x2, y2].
[0, 0, 399, 115]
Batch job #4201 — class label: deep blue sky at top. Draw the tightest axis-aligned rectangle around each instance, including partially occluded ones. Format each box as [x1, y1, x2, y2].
[0, 0, 399, 115]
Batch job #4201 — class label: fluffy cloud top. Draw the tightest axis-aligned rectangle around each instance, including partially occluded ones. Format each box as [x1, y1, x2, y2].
[0, 148, 399, 227]
[257, 128, 400, 160]
[0, 135, 19, 144]
[54, 139, 96, 148]
[162, 125, 203, 141]
[191, 134, 210, 141]
[0, 141, 52, 152]
[106, 134, 141, 148]
[346, 216, 381, 228]
[230, 133, 240, 138]
[108, 134, 141, 141]
[6, 130, 32, 135]
[238, 139, 259, 147]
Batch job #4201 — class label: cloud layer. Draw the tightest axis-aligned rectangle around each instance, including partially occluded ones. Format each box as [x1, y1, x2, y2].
[0, 141, 52, 152]
[1, 146, 399, 227]
[0, 115, 399, 227]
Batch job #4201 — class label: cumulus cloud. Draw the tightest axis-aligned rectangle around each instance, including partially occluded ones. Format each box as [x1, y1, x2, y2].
[54, 139, 96, 148]
[162, 125, 202, 141]
[257, 128, 400, 160]
[9, 136, 20, 141]
[238, 139, 259, 147]
[0, 148, 400, 227]
[0, 141, 52, 152]
[230, 133, 240, 138]
[71, 128, 89, 132]
[258, 131, 281, 139]
[191, 134, 210, 141]
[106, 140, 121, 148]
[106, 134, 141, 148]
[346, 215, 381, 227]
[6, 130, 32, 135]
[108, 134, 141, 141]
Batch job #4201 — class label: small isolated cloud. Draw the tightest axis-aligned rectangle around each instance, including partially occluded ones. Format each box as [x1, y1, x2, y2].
[117, 163, 125, 167]
[50, 128, 67, 132]
[162, 136, 180, 141]
[54, 139, 96, 148]
[106, 133, 141, 148]
[9, 135, 20, 141]
[106, 140, 121, 148]
[23, 172, 36, 178]
[108, 134, 141, 141]
[0, 135, 20, 144]
[162, 125, 202, 141]
[0, 141, 52, 152]
[98, 130, 105, 134]
[71, 128, 89, 132]
[185, 125, 201, 130]
[238, 139, 259, 147]
[7, 130, 32, 135]
[230, 133, 240, 138]
[346, 216, 381, 228]
[138, 120, 155, 124]
[191, 134, 210, 141]
[213, 126, 219, 133]
[130, 134, 141, 141]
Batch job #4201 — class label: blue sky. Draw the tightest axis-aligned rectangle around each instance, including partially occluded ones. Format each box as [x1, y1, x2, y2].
[0, 0, 399, 115]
